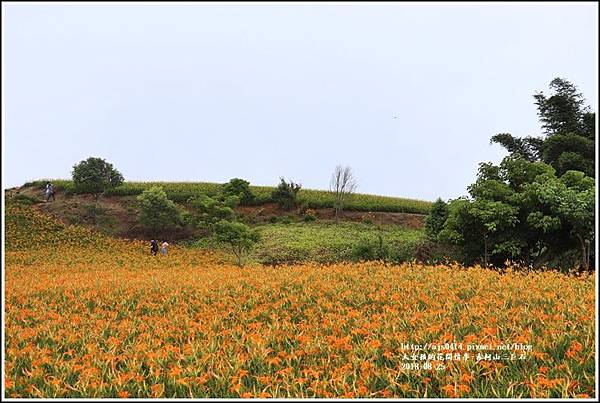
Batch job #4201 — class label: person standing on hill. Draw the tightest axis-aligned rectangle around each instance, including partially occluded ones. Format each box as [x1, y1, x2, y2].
[161, 241, 169, 256]
[150, 239, 159, 256]
[45, 182, 55, 202]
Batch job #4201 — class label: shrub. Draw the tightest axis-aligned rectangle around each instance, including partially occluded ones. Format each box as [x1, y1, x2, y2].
[272, 177, 301, 210]
[280, 215, 294, 225]
[352, 234, 389, 261]
[267, 216, 279, 224]
[186, 193, 237, 231]
[137, 186, 182, 234]
[425, 198, 448, 241]
[214, 220, 260, 266]
[222, 178, 255, 205]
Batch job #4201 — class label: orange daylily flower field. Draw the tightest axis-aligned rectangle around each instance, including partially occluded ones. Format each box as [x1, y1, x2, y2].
[4, 206, 596, 398]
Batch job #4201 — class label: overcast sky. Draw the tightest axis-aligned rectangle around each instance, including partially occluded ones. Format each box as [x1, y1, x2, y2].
[2, 2, 597, 201]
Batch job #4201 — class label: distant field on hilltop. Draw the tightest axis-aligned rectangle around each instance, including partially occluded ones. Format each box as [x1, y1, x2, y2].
[22, 180, 433, 214]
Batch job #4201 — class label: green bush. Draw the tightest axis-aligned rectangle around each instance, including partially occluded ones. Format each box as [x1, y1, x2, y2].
[222, 178, 255, 205]
[186, 193, 237, 231]
[279, 215, 294, 225]
[352, 234, 389, 261]
[137, 186, 182, 234]
[214, 220, 260, 266]
[425, 198, 448, 241]
[272, 177, 301, 211]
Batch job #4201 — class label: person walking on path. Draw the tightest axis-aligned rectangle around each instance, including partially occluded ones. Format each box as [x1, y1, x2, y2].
[161, 241, 169, 256]
[150, 239, 159, 256]
[45, 182, 55, 202]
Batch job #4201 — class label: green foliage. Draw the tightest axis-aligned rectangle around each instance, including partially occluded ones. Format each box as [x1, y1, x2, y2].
[278, 215, 294, 224]
[80, 203, 117, 233]
[523, 170, 595, 270]
[186, 193, 238, 231]
[243, 222, 423, 265]
[8, 194, 41, 207]
[136, 186, 182, 234]
[272, 177, 302, 210]
[214, 220, 260, 266]
[352, 234, 389, 261]
[542, 133, 595, 177]
[440, 155, 595, 270]
[440, 198, 519, 266]
[534, 77, 589, 136]
[22, 180, 433, 214]
[493, 78, 595, 179]
[458, 77, 596, 271]
[490, 133, 543, 162]
[222, 178, 255, 205]
[424, 198, 448, 241]
[71, 157, 124, 197]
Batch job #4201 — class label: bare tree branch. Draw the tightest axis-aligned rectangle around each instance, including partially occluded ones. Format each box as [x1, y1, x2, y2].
[330, 165, 357, 222]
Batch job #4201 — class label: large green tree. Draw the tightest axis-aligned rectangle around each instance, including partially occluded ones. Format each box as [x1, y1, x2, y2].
[439, 155, 595, 270]
[491, 78, 595, 177]
[71, 157, 124, 199]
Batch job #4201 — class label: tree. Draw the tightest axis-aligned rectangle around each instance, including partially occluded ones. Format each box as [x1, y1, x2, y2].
[330, 165, 357, 222]
[534, 77, 587, 136]
[542, 133, 595, 177]
[222, 178, 255, 205]
[438, 153, 595, 270]
[214, 220, 260, 266]
[425, 198, 448, 241]
[71, 157, 124, 199]
[525, 171, 595, 271]
[440, 198, 519, 267]
[490, 133, 543, 162]
[271, 177, 301, 210]
[137, 186, 181, 235]
[186, 193, 238, 232]
[491, 78, 595, 178]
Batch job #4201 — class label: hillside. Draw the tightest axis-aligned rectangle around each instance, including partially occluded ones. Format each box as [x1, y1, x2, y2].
[19, 180, 433, 213]
[9, 181, 429, 240]
[6, 181, 436, 265]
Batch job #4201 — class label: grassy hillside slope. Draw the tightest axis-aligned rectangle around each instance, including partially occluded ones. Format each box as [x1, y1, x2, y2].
[194, 222, 425, 265]
[22, 179, 433, 214]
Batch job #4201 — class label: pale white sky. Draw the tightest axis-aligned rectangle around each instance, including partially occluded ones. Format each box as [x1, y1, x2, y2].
[2, 2, 598, 201]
